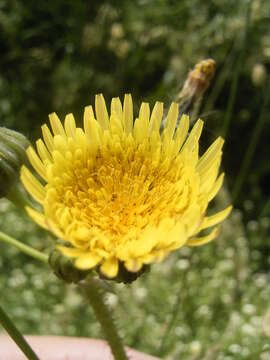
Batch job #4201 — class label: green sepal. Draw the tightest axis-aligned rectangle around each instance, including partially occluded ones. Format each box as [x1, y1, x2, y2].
[49, 249, 93, 284]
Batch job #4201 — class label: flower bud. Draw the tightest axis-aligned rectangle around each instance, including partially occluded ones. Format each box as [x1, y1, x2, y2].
[0, 127, 30, 199]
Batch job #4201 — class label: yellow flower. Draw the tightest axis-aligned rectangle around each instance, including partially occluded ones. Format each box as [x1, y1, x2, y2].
[21, 94, 231, 279]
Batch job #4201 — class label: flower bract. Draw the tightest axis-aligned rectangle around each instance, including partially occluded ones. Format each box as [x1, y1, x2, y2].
[21, 94, 231, 278]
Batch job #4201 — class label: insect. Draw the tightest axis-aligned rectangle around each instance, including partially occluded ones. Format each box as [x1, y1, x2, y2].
[177, 58, 216, 112]
[161, 59, 217, 131]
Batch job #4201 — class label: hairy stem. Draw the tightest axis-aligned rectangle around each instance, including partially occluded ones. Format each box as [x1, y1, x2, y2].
[80, 278, 128, 360]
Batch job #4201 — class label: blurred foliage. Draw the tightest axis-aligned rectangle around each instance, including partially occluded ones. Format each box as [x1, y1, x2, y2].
[0, 0, 270, 359]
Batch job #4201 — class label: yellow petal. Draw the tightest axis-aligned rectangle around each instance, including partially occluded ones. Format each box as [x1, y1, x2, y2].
[111, 97, 123, 121]
[83, 105, 95, 136]
[95, 94, 109, 130]
[83, 106, 101, 153]
[75, 253, 101, 270]
[41, 124, 54, 153]
[64, 113, 76, 138]
[199, 160, 221, 194]
[75, 226, 92, 241]
[174, 114, 189, 152]
[26, 147, 47, 180]
[182, 119, 203, 152]
[142, 250, 167, 264]
[100, 257, 119, 278]
[57, 207, 72, 229]
[57, 246, 88, 258]
[149, 101, 163, 133]
[46, 219, 65, 239]
[20, 166, 45, 204]
[140, 253, 156, 264]
[36, 139, 52, 163]
[110, 113, 123, 136]
[25, 206, 48, 229]
[208, 173, 224, 202]
[53, 135, 68, 154]
[196, 137, 224, 174]
[200, 206, 232, 230]
[188, 226, 220, 247]
[139, 102, 150, 123]
[51, 150, 68, 171]
[123, 94, 133, 134]
[124, 259, 143, 272]
[49, 113, 66, 136]
[164, 102, 178, 140]
[134, 103, 150, 144]
[75, 129, 88, 154]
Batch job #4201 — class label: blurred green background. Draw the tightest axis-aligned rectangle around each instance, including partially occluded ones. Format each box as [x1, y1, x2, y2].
[0, 0, 270, 359]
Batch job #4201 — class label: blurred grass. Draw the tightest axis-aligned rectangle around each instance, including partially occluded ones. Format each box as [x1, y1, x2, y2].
[0, 0, 270, 359]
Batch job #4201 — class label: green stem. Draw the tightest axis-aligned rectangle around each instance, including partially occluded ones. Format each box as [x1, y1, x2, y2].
[0, 304, 40, 360]
[80, 278, 128, 360]
[232, 80, 270, 202]
[222, 0, 252, 139]
[0, 231, 48, 264]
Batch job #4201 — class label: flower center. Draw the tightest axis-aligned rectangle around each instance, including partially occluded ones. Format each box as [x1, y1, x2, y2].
[44, 132, 199, 249]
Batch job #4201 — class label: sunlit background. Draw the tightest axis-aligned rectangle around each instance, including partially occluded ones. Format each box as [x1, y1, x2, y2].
[0, 1, 270, 359]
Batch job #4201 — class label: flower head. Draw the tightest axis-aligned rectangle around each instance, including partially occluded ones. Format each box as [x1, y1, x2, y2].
[21, 94, 231, 279]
